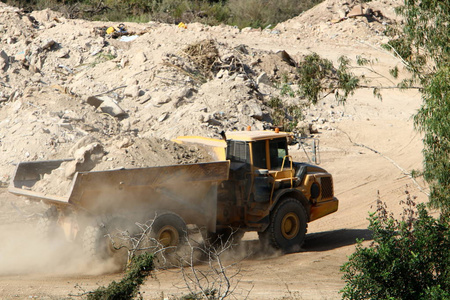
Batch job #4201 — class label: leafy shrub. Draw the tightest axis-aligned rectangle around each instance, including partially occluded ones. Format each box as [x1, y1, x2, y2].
[341, 195, 450, 300]
[87, 252, 154, 300]
[382, 0, 450, 215]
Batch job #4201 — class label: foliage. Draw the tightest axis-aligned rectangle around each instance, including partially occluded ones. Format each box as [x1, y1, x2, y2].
[382, 0, 450, 214]
[87, 252, 154, 300]
[267, 95, 305, 132]
[414, 67, 450, 213]
[266, 53, 360, 132]
[341, 195, 450, 300]
[2, 0, 323, 28]
[225, 0, 321, 29]
[296, 53, 359, 104]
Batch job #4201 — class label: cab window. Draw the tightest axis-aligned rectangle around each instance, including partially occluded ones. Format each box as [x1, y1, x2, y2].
[252, 140, 267, 169]
[226, 141, 250, 164]
[269, 139, 289, 170]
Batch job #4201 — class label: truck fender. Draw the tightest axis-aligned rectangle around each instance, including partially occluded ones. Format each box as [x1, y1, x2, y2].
[271, 188, 310, 220]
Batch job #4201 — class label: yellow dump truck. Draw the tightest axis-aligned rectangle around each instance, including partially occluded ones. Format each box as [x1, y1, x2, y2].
[9, 129, 338, 258]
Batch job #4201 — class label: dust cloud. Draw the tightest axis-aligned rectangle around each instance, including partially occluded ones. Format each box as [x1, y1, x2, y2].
[0, 191, 279, 277]
[0, 197, 119, 276]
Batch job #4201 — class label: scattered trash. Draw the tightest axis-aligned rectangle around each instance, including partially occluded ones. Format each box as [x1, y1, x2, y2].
[95, 23, 134, 39]
[106, 26, 115, 34]
[119, 35, 139, 42]
[178, 22, 187, 29]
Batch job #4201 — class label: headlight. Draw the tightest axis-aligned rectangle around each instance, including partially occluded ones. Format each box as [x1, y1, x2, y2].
[310, 182, 320, 199]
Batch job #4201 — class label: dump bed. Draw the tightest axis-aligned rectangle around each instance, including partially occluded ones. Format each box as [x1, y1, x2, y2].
[9, 159, 230, 231]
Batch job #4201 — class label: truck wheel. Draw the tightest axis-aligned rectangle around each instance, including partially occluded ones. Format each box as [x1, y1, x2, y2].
[203, 228, 245, 248]
[147, 212, 188, 268]
[82, 217, 136, 267]
[82, 224, 108, 259]
[259, 198, 307, 254]
[36, 207, 63, 240]
[149, 211, 188, 251]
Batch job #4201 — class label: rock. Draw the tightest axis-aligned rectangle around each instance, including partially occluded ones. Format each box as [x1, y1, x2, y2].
[257, 72, 271, 86]
[87, 95, 126, 117]
[100, 98, 127, 117]
[139, 94, 152, 104]
[58, 120, 73, 130]
[173, 87, 193, 100]
[247, 102, 264, 121]
[69, 135, 100, 156]
[120, 57, 129, 68]
[65, 142, 105, 178]
[41, 39, 56, 50]
[116, 137, 133, 149]
[216, 69, 229, 79]
[154, 94, 171, 105]
[0, 50, 9, 71]
[63, 110, 83, 121]
[124, 84, 140, 98]
[86, 95, 104, 108]
[31, 72, 42, 83]
[120, 119, 131, 131]
[207, 116, 222, 126]
[348, 4, 364, 18]
[158, 112, 169, 122]
[57, 49, 70, 58]
[235, 74, 247, 82]
[14, 50, 26, 61]
[73, 143, 104, 165]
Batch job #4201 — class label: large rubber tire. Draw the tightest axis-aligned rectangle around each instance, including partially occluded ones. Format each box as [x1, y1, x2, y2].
[82, 224, 108, 259]
[203, 228, 245, 248]
[36, 206, 64, 240]
[147, 212, 188, 268]
[259, 198, 307, 254]
[82, 217, 137, 267]
[149, 211, 188, 251]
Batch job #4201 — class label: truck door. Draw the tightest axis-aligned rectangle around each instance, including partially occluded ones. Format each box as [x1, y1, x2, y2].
[252, 140, 271, 202]
[226, 140, 252, 204]
[268, 138, 290, 170]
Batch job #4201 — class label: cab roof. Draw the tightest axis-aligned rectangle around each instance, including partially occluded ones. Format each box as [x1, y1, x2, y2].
[225, 130, 293, 142]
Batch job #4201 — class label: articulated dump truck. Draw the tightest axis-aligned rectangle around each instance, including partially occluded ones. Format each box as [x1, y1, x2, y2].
[9, 130, 338, 261]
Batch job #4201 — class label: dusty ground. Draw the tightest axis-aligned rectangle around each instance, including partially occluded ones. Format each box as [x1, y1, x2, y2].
[0, 0, 430, 299]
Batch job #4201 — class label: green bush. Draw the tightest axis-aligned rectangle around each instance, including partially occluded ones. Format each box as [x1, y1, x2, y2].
[87, 252, 154, 300]
[341, 196, 450, 300]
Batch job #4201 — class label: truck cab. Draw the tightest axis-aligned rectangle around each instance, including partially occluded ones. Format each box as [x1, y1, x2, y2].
[176, 129, 338, 253]
[217, 130, 338, 252]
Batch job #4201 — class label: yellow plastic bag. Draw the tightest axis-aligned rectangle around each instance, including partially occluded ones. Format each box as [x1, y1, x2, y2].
[178, 22, 187, 29]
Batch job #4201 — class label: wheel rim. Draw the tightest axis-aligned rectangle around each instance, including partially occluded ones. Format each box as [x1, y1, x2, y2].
[157, 225, 179, 248]
[281, 212, 300, 240]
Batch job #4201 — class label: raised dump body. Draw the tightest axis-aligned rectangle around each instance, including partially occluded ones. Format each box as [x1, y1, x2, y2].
[9, 159, 230, 233]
